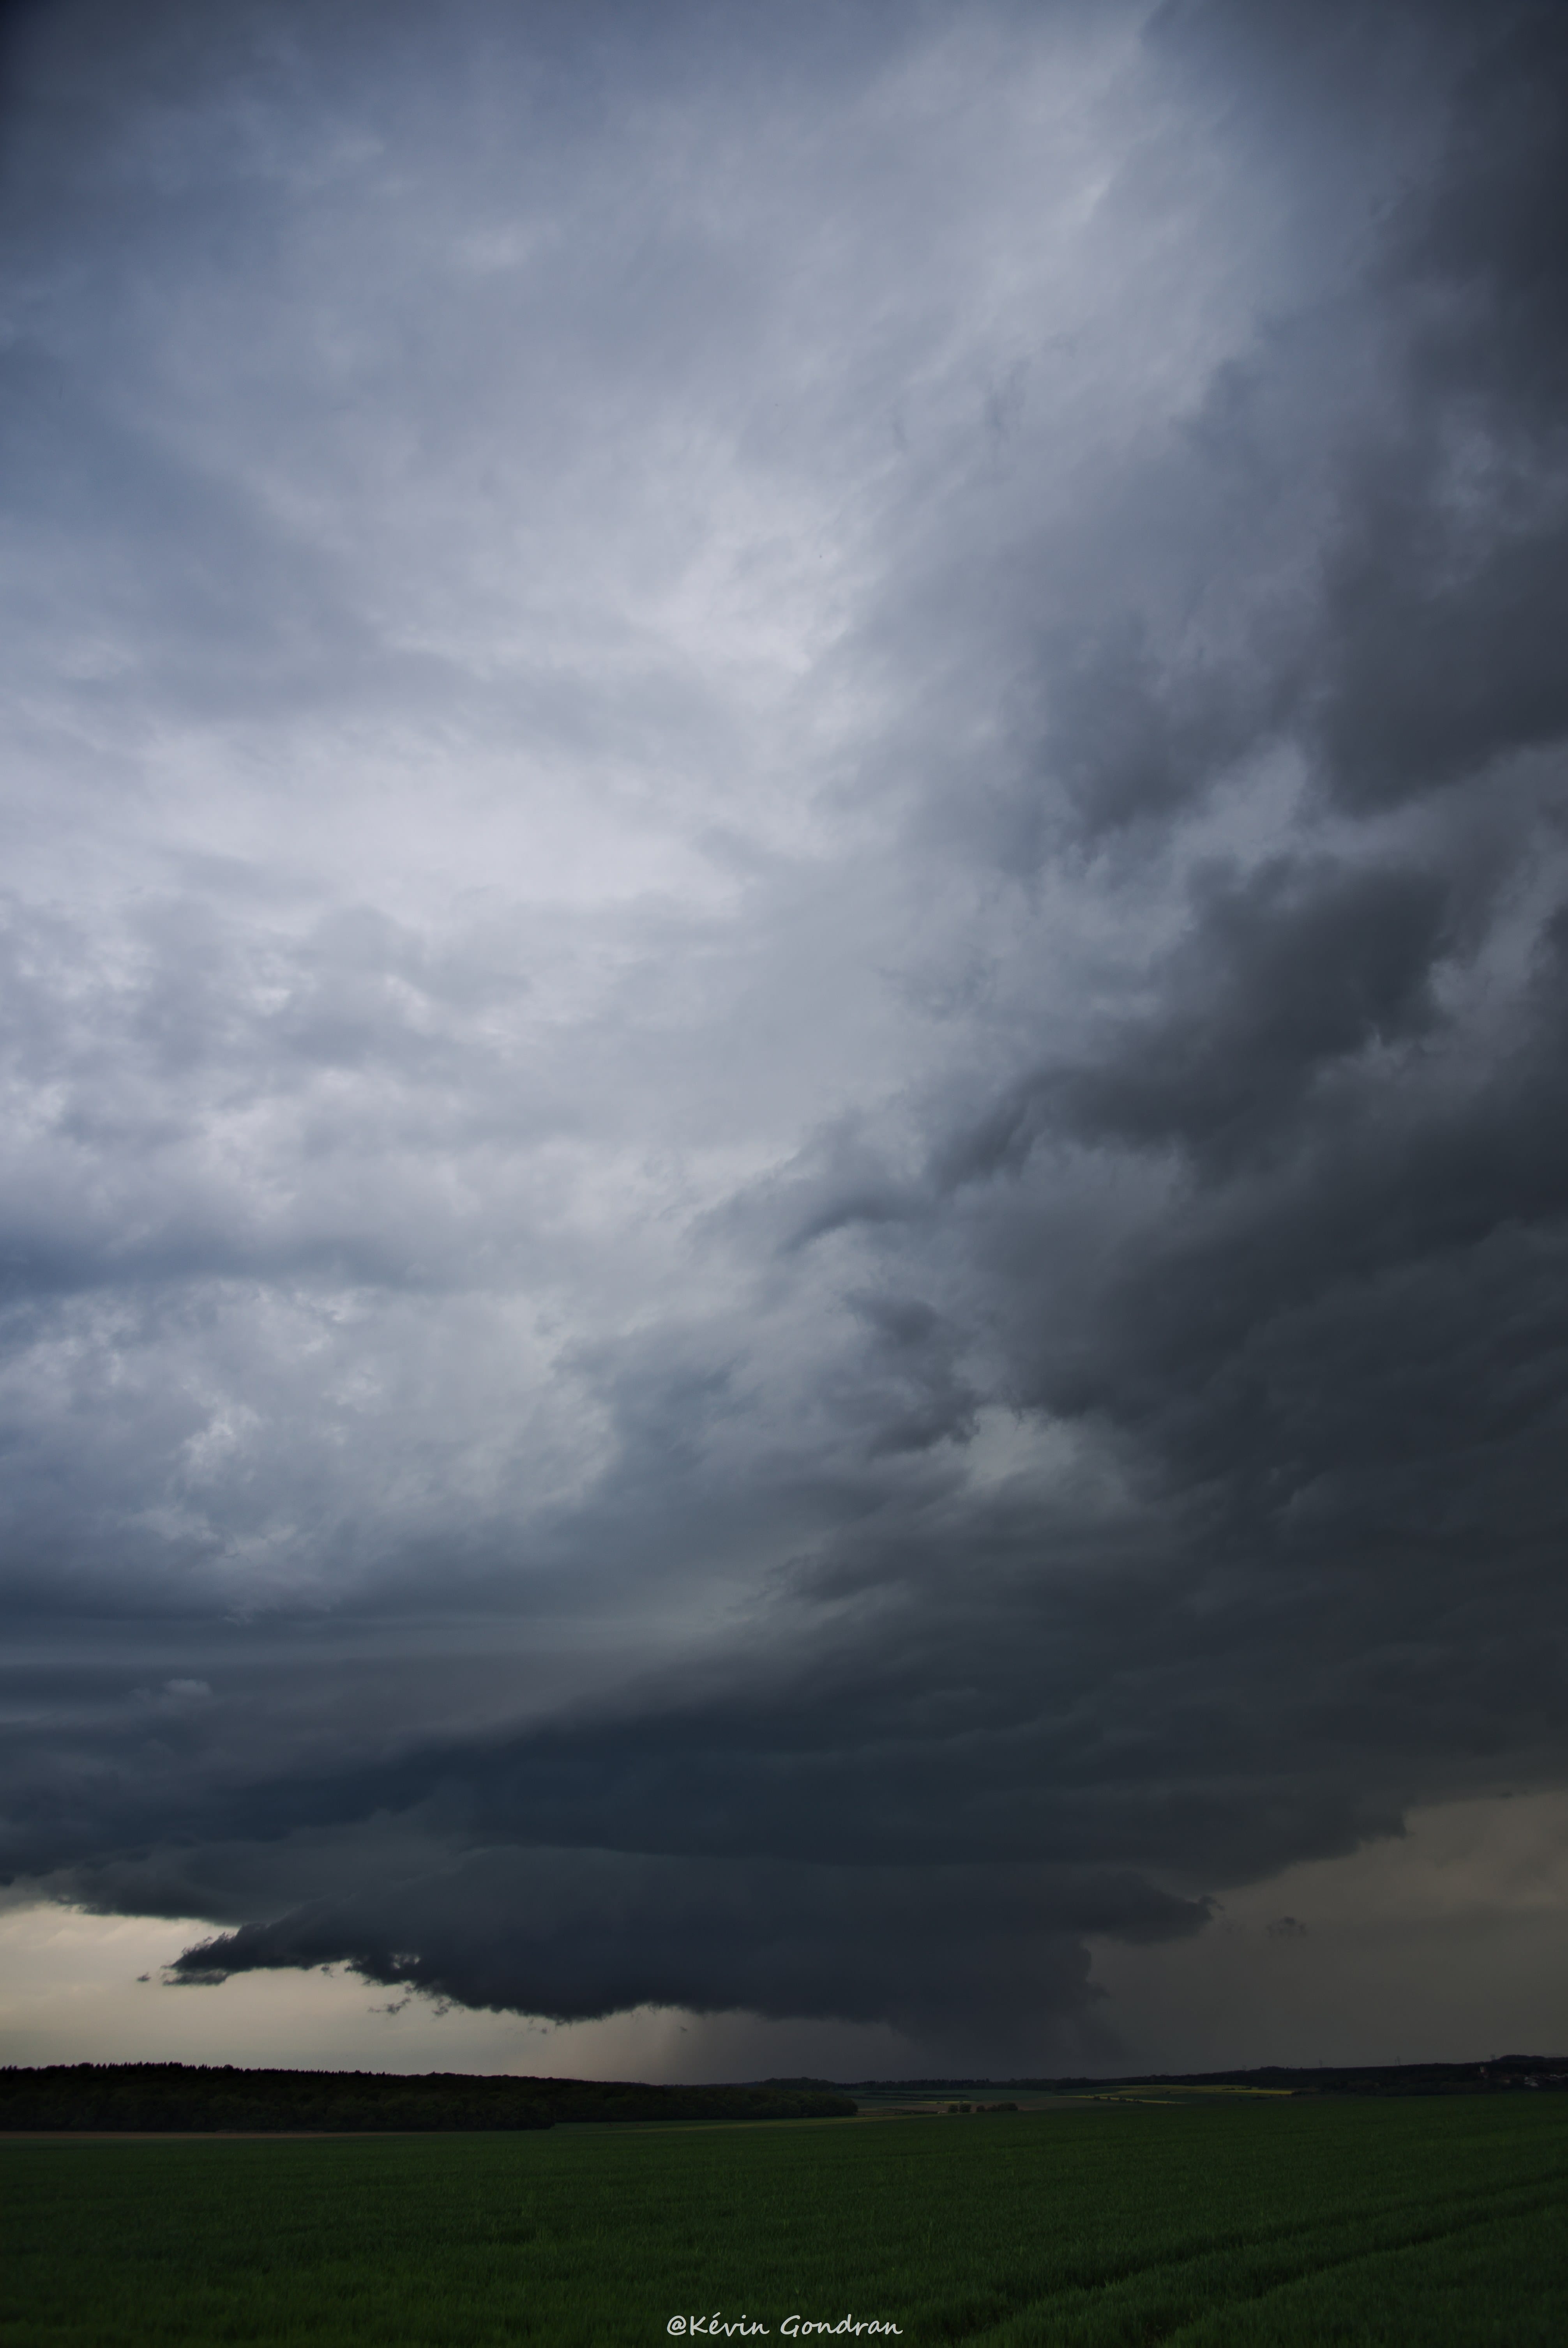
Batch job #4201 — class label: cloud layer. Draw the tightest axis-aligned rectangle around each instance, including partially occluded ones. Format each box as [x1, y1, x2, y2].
[3, 0, 1566, 2067]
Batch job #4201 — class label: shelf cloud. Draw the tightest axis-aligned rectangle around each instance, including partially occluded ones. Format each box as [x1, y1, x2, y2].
[3, 0, 1566, 2068]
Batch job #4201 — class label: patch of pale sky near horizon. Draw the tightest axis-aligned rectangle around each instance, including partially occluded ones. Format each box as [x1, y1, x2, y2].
[0, 1903, 912, 2081]
[1089, 1792, 1568, 2073]
[4, 1793, 1563, 2079]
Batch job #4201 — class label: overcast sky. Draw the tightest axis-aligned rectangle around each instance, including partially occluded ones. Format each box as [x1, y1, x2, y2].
[2, 0, 1566, 2081]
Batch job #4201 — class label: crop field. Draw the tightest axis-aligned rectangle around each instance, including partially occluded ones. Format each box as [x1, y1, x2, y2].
[5, 2094, 1566, 2345]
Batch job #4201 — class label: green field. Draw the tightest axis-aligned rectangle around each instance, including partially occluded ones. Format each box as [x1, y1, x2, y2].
[5, 2096, 1566, 2345]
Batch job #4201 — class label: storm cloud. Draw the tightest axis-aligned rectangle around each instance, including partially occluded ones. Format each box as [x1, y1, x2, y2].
[2, 0, 1566, 2067]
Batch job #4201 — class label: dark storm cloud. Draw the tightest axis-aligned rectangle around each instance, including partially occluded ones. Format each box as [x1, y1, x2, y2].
[939, 852, 1467, 1184]
[165, 1848, 1200, 2047]
[957, 1, 1568, 851]
[3, 0, 1567, 2061]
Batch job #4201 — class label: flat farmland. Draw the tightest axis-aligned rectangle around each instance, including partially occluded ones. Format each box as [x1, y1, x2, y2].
[5, 2095, 1566, 2345]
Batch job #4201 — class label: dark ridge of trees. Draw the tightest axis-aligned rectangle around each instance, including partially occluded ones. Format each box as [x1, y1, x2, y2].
[1093, 2057, 1568, 2097]
[850, 2057, 1568, 2098]
[0, 2063, 857, 2132]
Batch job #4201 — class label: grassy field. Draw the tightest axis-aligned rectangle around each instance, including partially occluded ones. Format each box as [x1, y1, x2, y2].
[4, 2095, 1566, 2345]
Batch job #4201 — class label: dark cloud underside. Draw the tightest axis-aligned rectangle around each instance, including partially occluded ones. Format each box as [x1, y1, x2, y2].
[2, 0, 1566, 2061]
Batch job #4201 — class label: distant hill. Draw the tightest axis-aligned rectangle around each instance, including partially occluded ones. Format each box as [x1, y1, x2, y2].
[0, 2064, 856, 2132]
[848, 2057, 1568, 2098]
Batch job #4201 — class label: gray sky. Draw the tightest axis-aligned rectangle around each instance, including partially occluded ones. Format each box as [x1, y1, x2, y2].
[2, 0, 1566, 2079]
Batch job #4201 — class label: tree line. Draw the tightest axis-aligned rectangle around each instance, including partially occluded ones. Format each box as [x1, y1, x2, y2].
[0, 2063, 856, 2131]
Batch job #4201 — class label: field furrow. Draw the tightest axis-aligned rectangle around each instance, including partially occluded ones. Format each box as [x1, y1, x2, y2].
[4, 2094, 1565, 2346]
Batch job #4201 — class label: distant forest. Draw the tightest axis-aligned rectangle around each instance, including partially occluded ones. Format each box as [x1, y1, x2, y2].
[0, 2065, 856, 2132]
[851, 2058, 1568, 2098]
[6, 2058, 1564, 2132]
